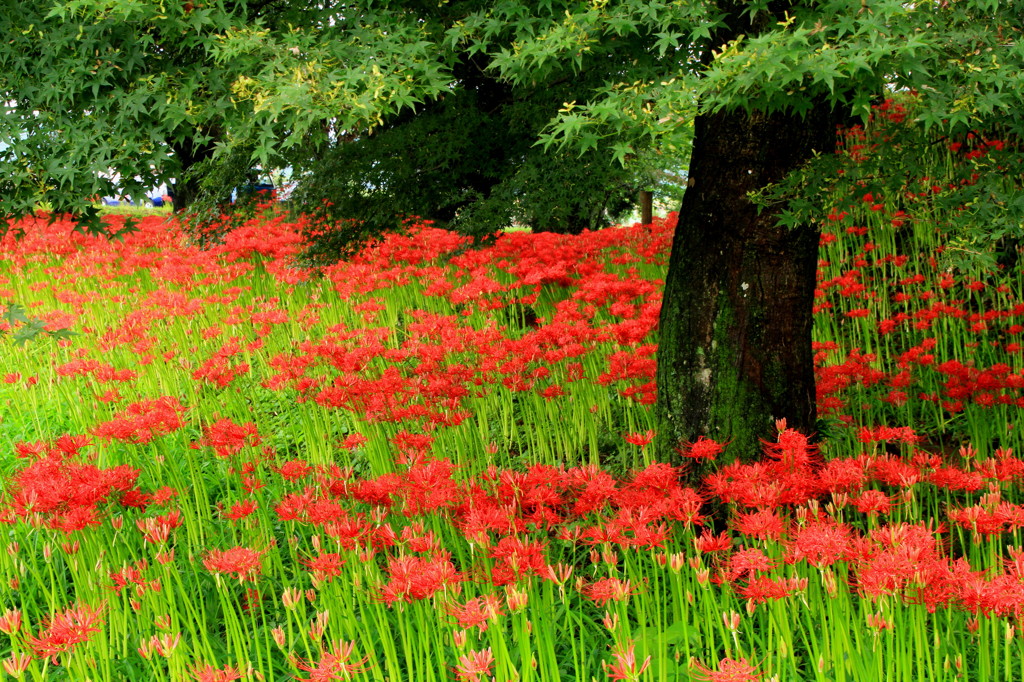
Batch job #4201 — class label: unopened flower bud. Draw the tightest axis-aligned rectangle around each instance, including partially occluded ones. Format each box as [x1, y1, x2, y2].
[272, 627, 286, 649]
[0, 609, 21, 635]
[602, 611, 619, 631]
[723, 611, 741, 632]
[282, 588, 302, 609]
[2, 653, 31, 676]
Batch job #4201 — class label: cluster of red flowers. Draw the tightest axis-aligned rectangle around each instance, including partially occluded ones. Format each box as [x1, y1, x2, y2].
[8, 173, 1021, 449]
[1, 435, 145, 531]
[4, 215, 669, 439]
[813, 100, 1024, 429]
[23, 602, 104, 664]
[92, 396, 187, 443]
[10, 414, 1024, 624]
[203, 546, 267, 581]
[3, 137, 1024, 678]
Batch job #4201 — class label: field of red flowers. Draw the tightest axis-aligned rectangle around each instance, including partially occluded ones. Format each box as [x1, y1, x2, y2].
[3, 109, 1024, 681]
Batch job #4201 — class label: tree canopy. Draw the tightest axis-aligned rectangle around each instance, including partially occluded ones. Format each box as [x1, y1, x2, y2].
[0, 0, 248, 222]
[1, 0, 692, 240]
[4, 0, 1021, 234]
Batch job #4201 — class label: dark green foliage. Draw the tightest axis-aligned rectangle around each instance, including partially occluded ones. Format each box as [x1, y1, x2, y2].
[0, 0, 234, 222]
[274, 60, 643, 259]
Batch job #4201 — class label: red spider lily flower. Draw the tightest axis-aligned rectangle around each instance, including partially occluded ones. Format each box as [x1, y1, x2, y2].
[242, 474, 266, 494]
[817, 458, 868, 494]
[489, 536, 548, 586]
[192, 342, 251, 387]
[947, 505, 1007, 536]
[398, 459, 461, 515]
[447, 595, 504, 632]
[733, 509, 787, 541]
[275, 490, 313, 522]
[694, 530, 732, 554]
[136, 509, 183, 544]
[294, 640, 368, 680]
[691, 657, 762, 681]
[197, 418, 260, 458]
[93, 396, 186, 444]
[737, 575, 806, 604]
[605, 642, 651, 681]
[541, 383, 566, 399]
[857, 425, 920, 445]
[203, 546, 265, 581]
[108, 561, 150, 595]
[722, 548, 775, 583]
[5, 456, 141, 528]
[339, 432, 368, 450]
[13, 440, 47, 459]
[52, 433, 91, 457]
[300, 552, 347, 584]
[324, 515, 372, 550]
[143, 631, 181, 657]
[189, 663, 243, 682]
[25, 602, 104, 663]
[854, 490, 892, 516]
[866, 612, 893, 631]
[278, 459, 313, 481]
[785, 520, 852, 567]
[305, 498, 347, 525]
[377, 554, 463, 604]
[223, 500, 258, 521]
[927, 464, 984, 492]
[566, 467, 618, 516]
[623, 461, 680, 494]
[97, 388, 123, 403]
[402, 526, 442, 554]
[120, 488, 152, 509]
[46, 505, 102, 534]
[582, 577, 634, 606]
[762, 424, 818, 470]
[151, 486, 179, 505]
[1007, 546, 1024, 581]
[622, 430, 655, 447]
[453, 648, 495, 682]
[678, 436, 726, 462]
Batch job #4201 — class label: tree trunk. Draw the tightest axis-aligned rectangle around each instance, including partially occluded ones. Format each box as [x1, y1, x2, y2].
[168, 136, 217, 213]
[654, 105, 839, 478]
[640, 190, 653, 225]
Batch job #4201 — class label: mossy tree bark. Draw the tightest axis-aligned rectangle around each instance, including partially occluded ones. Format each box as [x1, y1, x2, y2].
[654, 104, 840, 479]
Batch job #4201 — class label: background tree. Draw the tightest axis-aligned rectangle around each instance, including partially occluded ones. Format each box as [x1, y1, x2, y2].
[1, 0, 658, 243]
[0, 0, 324, 223]
[261, 59, 645, 260]
[196, 0, 692, 256]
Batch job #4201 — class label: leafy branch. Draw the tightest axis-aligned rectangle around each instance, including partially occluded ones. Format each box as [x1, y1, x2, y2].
[1, 302, 77, 346]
